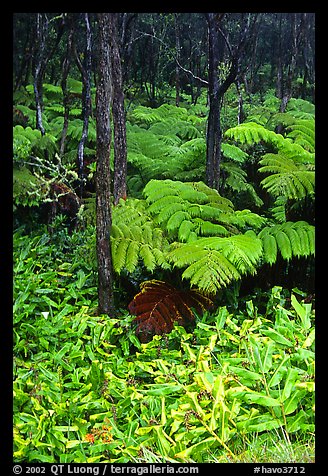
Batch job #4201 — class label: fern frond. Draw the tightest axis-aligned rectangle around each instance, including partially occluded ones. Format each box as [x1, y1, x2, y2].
[259, 153, 315, 199]
[144, 179, 237, 241]
[258, 221, 315, 264]
[111, 198, 171, 273]
[286, 120, 315, 153]
[221, 142, 248, 163]
[168, 233, 262, 293]
[225, 121, 315, 164]
[181, 250, 240, 293]
[128, 280, 213, 342]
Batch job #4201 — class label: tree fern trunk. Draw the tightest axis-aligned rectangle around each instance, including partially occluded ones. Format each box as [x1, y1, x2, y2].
[95, 13, 115, 316]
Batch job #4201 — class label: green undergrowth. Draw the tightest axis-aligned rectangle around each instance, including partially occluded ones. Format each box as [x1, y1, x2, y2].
[13, 226, 315, 463]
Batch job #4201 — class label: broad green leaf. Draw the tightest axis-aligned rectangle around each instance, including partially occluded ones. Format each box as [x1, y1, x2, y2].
[283, 390, 307, 415]
[144, 384, 183, 396]
[174, 437, 218, 459]
[291, 294, 312, 330]
[302, 329, 315, 348]
[228, 366, 262, 383]
[280, 368, 300, 402]
[243, 392, 281, 407]
[287, 410, 309, 433]
[262, 328, 293, 346]
[295, 381, 315, 392]
[238, 414, 284, 432]
[268, 355, 290, 388]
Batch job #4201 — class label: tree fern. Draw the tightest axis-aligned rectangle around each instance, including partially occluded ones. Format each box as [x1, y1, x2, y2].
[168, 233, 263, 294]
[286, 119, 315, 153]
[111, 198, 170, 273]
[13, 166, 46, 206]
[13, 125, 58, 162]
[145, 179, 266, 240]
[144, 179, 234, 241]
[127, 125, 206, 185]
[258, 153, 315, 200]
[258, 221, 315, 265]
[221, 162, 264, 207]
[128, 280, 213, 342]
[225, 121, 314, 164]
[286, 98, 315, 119]
[221, 142, 249, 163]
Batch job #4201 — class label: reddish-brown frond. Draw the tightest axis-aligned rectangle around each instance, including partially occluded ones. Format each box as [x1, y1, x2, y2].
[128, 280, 213, 342]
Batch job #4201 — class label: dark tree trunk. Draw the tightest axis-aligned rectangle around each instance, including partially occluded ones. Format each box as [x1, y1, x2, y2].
[75, 13, 92, 198]
[95, 13, 115, 316]
[33, 13, 64, 135]
[108, 13, 127, 205]
[33, 13, 48, 135]
[14, 19, 33, 91]
[279, 13, 299, 113]
[174, 13, 181, 107]
[205, 13, 223, 190]
[60, 20, 74, 157]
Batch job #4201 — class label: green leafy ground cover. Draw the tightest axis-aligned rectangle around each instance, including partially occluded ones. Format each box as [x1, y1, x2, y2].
[13, 226, 315, 463]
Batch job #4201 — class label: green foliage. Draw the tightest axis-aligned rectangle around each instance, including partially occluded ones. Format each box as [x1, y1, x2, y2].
[144, 179, 265, 241]
[225, 120, 314, 164]
[13, 166, 46, 206]
[258, 154, 315, 200]
[168, 233, 263, 294]
[13, 233, 315, 463]
[80, 177, 314, 296]
[13, 125, 58, 162]
[258, 221, 315, 265]
[111, 199, 170, 273]
[123, 102, 208, 194]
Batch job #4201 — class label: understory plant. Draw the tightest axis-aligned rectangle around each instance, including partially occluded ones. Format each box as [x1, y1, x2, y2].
[13, 230, 315, 463]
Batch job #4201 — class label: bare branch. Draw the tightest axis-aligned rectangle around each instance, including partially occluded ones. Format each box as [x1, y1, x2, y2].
[136, 30, 209, 86]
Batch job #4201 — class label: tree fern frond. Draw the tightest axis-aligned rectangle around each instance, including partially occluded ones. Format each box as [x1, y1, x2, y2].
[258, 221, 315, 264]
[139, 244, 157, 271]
[259, 232, 278, 265]
[113, 239, 130, 273]
[225, 121, 314, 165]
[178, 220, 196, 242]
[286, 120, 315, 153]
[111, 198, 171, 273]
[168, 233, 262, 293]
[287, 98, 315, 117]
[275, 230, 293, 260]
[221, 142, 248, 163]
[181, 250, 240, 293]
[259, 153, 315, 199]
[128, 280, 213, 342]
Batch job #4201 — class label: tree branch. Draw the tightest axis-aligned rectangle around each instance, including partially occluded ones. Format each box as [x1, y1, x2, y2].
[136, 30, 209, 86]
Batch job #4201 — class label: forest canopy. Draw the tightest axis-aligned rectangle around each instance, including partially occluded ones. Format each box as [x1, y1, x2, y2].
[13, 12, 315, 465]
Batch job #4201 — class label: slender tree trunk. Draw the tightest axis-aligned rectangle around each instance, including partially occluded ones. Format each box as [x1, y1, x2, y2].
[279, 13, 298, 113]
[236, 77, 244, 124]
[75, 13, 92, 198]
[174, 13, 181, 107]
[205, 13, 222, 190]
[95, 13, 115, 316]
[33, 13, 48, 135]
[60, 21, 74, 157]
[108, 13, 127, 205]
[14, 21, 33, 91]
